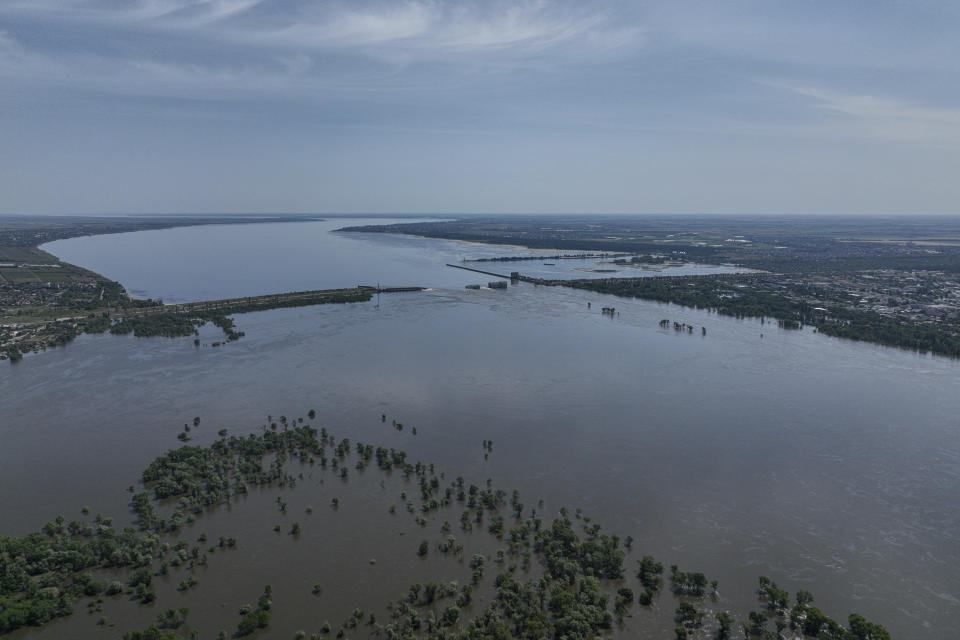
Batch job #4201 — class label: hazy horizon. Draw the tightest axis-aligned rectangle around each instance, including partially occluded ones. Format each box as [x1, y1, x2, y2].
[4, 211, 960, 219]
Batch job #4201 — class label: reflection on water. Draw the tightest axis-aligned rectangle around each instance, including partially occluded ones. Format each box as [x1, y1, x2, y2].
[0, 220, 957, 639]
[41, 218, 744, 302]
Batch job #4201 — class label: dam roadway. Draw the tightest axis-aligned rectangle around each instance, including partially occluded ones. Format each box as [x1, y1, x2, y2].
[117, 286, 425, 317]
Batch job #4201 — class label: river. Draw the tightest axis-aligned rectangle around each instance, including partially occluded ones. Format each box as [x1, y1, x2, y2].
[1, 218, 957, 639]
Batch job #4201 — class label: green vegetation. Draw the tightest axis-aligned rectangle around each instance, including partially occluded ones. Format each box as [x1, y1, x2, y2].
[562, 275, 960, 358]
[1, 216, 379, 361]
[3, 288, 373, 360]
[340, 215, 960, 273]
[670, 565, 709, 595]
[106, 289, 372, 343]
[236, 587, 272, 636]
[0, 243, 161, 360]
[716, 611, 734, 639]
[109, 313, 201, 339]
[122, 625, 182, 640]
[0, 410, 894, 639]
[0, 520, 160, 633]
[675, 601, 702, 627]
[345, 216, 960, 359]
[156, 607, 190, 629]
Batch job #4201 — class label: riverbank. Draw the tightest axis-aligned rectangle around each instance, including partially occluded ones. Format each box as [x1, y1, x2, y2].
[546, 274, 960, 359]
[343, 217, 960, 360]
[0, 216, 378, 360]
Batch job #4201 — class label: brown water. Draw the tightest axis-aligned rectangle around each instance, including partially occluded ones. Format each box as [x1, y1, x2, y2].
[1, 220, 958, 638]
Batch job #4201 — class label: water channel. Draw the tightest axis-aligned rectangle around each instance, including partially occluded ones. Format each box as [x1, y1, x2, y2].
[1, 218, 956, 638]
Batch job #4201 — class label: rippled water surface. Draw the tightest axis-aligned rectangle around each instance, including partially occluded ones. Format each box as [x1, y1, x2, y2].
[1, 219, 957, 639]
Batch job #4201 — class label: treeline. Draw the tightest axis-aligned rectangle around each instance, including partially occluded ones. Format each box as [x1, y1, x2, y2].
[0, 410, 895, 639]
[2, 320, 81, 362]
[342, 220, 960, 275]
[565, 275, 812, 319]
[0, 418, 353, 634]
[58, 280, 158, 311]
[563, 276, 960, 358]
[193, 289, 372, 316]
[135, 422, 335, 533]
[3, 288, 373, 364]
[382, 517, 890, 640]
[0, 519, 160, 633]
[816, 307, 960, 357]
[110, 314, 200, 338]
[106, 290, 372, 341]
[341, 224, 722, 261]
[108, 312, 243, 341]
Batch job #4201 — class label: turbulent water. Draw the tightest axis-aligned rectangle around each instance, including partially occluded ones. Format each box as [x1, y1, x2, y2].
[1, 218, 957, 639]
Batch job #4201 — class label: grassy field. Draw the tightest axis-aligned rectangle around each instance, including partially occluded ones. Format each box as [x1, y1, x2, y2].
[0, 246, 57, 262]
[0, 266, 88, 285]
[0, 246, 108, 286]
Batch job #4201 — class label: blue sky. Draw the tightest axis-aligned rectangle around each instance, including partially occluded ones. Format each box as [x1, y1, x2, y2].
[1, 0, 958, 215]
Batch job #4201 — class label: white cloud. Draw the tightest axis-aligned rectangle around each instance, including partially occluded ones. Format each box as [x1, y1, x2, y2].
[0, 1, 642, 99]
[787, 85, 960, 146]
[153, 0, 265, 28]
[236, 1, 642, 63]
[267, 3, 435, 48]
[427, 4, 608, 52]
[795, 87, 960, 125]
[0, 0, 263, 26]
[0, 0, 640, 57]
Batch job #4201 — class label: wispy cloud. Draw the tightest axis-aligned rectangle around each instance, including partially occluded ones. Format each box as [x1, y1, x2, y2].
[0, 1, 639, 56]
[2, 2, 958, 145]
[0, 1, 641, 99]
[786, 84, 960, 146]
[1, 0, 264, 26]
[254, 1, 642, 68]
[272, 3, 435, 48]
[4, 1, 960, 214]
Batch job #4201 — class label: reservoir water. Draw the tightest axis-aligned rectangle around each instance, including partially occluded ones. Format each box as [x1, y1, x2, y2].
[1, 218, 957, 639]
[41, 218, 741, 303]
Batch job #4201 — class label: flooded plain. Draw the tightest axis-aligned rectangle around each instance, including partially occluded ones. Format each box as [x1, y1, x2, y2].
[1, 219, 958, 638]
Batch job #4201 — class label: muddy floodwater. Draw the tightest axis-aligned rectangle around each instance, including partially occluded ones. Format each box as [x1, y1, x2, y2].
[1, 219, 957, 639]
